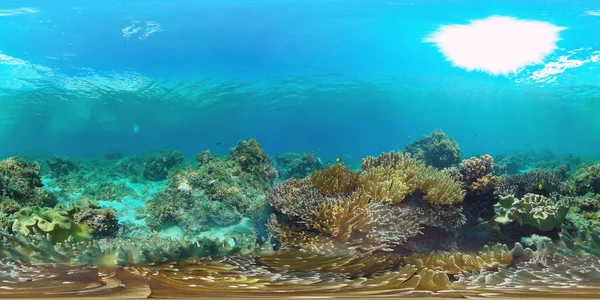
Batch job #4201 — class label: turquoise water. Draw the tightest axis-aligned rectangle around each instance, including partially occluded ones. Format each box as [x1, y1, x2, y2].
[4, 1, 600, 298]
[2, 0, 600, 159]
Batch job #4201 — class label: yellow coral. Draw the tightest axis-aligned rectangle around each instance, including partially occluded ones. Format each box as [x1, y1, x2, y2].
[313, 191, 373, 243]
[420, 167, 465, 205]
[358, 166, 414, 204]
[360, 151, 464, 205]
[405, 244, 513, 274]
[309, 164, 358, 195]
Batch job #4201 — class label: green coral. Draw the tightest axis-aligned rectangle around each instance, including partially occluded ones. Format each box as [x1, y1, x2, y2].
[10, 206, 92, 243]
[404, 130, 461, 169]
[495, 193, 569, 231]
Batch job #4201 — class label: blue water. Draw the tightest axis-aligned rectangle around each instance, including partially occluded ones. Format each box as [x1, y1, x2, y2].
[1, 0, 600, 160]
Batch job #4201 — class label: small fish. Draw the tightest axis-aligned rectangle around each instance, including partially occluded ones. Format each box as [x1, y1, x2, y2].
[336, 158, 340, 163]
[216, 142, 221, 145]
[496, 140, 499, 143]
[538, 184, 543, 190]
[497, 177, 503, 182]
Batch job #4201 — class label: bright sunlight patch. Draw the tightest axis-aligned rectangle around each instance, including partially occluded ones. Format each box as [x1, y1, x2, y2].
[424, 16, 566, 76]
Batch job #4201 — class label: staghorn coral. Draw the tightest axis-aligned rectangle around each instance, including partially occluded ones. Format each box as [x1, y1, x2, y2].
[404, 130, 462, 169]
[309, 164, 358, 196]
[495, 193, 569, 231]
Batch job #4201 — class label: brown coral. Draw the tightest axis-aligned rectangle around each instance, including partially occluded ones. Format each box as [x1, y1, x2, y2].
[358, 166, 413, 204]
[405, 244, 514, 274]
[309, 164, 358, 196]
[313, 191, 373, 243]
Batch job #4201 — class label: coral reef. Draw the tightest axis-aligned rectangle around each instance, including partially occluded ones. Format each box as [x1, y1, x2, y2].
[494, 193, 569, 231]
[447, 155, 499, 226]
[572, 162, 600, 195]
[268, 151, 465, 255]
[142, 150, 185, 181]
[0, 157, 57, 207]
[145, 139, 277, 237]
[275, 151, 324, 180]
[45, 155, 79, 178]
[404, 130, 461, 169]
[499, 169, 569, 198]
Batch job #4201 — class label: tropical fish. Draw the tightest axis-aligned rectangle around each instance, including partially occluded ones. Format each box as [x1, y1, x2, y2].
[538, 184, 543, 190]
[336, 158, 340, 163]
[497, 177, 503, 182]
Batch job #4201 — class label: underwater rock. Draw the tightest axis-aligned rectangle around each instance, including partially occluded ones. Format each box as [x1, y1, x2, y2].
[146, 139, 276, 237]
[142, 150, 185, 181]
[404, 130, 461, 169]
[0, 156, 57, 208]
[45, 154, 79, 178]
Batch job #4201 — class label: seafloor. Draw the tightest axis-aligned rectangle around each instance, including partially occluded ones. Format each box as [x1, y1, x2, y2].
[2, 131, 600, 298]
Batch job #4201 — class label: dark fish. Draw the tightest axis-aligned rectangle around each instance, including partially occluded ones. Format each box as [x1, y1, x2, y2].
[216, 142, 221, 145]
